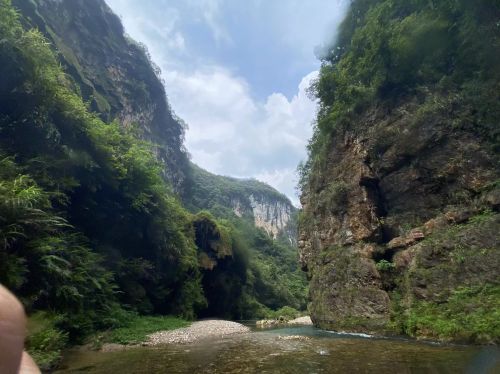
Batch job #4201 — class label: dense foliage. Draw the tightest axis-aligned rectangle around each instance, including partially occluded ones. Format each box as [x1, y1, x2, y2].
[186, 166, 308, 318]
[300, 0, 500, 187]
[0, 2, 307, 368]
[0, 0, 205, 332]
[185, 163, 291, 216]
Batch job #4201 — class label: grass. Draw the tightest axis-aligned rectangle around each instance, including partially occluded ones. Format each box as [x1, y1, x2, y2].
[102, 315, 190, 345]
[26, 312, 189, 368]
[26, 312, 68, 371]
[402, 285, 500, 344]
[263, 306, 303, 321]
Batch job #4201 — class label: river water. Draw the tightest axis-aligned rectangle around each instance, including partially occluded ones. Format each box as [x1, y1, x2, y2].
[55, 325, 500, 373]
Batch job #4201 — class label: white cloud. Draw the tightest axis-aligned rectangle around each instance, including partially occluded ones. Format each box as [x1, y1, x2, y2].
[194, 0, 232, 45]
[163, 68, 318, 206]
[103, 0, 345, 204]
[255, 168, 301, 206]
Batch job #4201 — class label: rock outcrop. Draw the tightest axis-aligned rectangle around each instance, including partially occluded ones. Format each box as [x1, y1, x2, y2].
[13, 0, 298, 246]
[186, 164, 298, 244]
[299, 100, 500, 339]
[247, 194, 293, 240]
[298, 1, 500, 343]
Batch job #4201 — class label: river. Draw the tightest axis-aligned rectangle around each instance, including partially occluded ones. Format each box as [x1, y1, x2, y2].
[55, 324, 500, 373]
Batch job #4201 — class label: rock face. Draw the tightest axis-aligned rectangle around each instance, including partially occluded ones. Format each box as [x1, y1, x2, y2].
[229, 194, 294, 240]
[13, 0, 189, 190]
[247, 194, 293, 240]
[298, 1, 500, 343]
[299, 101, 500, 338]
[13, 0, 297, 245]
[186, 164, 298, 244]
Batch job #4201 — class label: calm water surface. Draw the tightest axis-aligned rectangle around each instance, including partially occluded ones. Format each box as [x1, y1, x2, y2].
[55, 325, 500, 373]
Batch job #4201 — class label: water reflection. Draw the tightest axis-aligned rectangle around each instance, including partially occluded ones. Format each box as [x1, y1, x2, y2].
[56, 325, 500, 374]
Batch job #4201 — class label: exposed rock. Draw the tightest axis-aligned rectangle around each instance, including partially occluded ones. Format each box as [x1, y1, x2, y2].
[287, 316, 313, 325]
[299, 100, 500, 338]
[277, 335, 311, 341]
[256, 316, 313, 328]
[185, 164, 298, 245]
[249, 194, 293, 239]
[484, 188, 500, 211]
[387, 229, 425, 250]
[147, 320, 250, 345]
[387, 236, 414, 250]
[422, 216, 448, 236]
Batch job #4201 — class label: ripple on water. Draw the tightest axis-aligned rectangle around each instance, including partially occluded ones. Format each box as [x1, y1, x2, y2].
[55, 326, 500, 374]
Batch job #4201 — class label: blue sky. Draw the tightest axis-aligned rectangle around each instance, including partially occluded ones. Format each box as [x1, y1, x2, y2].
[105, 0, 349, 205]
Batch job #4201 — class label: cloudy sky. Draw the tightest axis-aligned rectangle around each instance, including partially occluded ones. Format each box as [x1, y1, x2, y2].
[105, 0, 349, 205]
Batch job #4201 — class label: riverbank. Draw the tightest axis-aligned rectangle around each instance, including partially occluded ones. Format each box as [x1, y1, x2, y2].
[55, 324, 499, 373]
[147, 320, 250, 345]
[96, 320, 250, 352]
[256, 316, 313, 328]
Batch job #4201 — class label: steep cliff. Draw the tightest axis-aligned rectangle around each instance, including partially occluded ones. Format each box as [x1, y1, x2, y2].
[299, 0, 500, 343]
[13, 0, 189, 189]
[13, 0, 298, 244]
[1, 0, 306, 368]
[184, 164, 307, 315]
[4, 0, 306, 322]
[185, 164, 298, 244]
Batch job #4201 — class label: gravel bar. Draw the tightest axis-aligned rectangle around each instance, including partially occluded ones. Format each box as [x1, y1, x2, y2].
[146, 320, 250, 345]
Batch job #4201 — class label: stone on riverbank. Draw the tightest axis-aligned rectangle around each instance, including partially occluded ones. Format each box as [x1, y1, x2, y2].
[146, 320, 250, 345]
[256, 316, 313, 328]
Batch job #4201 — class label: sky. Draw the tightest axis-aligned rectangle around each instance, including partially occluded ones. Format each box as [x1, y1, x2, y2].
[105, 0, 349, 205]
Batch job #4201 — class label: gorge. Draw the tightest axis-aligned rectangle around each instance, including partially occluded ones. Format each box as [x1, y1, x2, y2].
[0, 0, 498, 372]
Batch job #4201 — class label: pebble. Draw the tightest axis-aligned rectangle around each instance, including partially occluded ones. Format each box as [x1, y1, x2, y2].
[146, 320, 250, 345]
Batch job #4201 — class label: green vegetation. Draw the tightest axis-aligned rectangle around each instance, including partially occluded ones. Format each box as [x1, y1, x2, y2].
[301, 0, 500, 188]
[103, 315, 189, 345]
[385, 211, 500, 343]
[316, 181, 349, 215]
[26, 312, 68, 371]
[0, 1, 307, 368]
[299, 0, 499, 343]
[264, 306, 302, 321]
[185, 163, 291, 217]
[375, 260, 395, 272]
[186, 164, 308, 319]
[1, 0, 203, 358]
[0, 0, 204, 322]
[402, 285, 500, 344]
[237, 223, 308, 318]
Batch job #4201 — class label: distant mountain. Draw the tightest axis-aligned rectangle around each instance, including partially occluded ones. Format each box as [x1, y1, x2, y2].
[185, 163, 298, 245]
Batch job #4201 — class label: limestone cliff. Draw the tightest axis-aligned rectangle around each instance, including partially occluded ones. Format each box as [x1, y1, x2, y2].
[13, 0, 189, 190]
[299, 0, 500, 343]
[186, 164, 297, 244]
[248, 194, 293, 240]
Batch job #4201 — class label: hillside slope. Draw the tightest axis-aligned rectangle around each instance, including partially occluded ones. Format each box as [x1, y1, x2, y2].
[13, 0, 189, 190]
[0, 0, 305, 324]
[185, 163, 297, 244]
[298, 0, 500, 344]
[0, 1, 306, 368]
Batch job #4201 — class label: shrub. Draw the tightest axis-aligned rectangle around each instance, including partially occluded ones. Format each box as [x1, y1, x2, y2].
[26, 312, 68, 371]
[376, 259, 395, 272]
